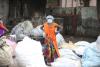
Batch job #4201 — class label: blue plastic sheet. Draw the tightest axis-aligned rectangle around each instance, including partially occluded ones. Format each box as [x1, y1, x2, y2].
[82, 42, 100, 67]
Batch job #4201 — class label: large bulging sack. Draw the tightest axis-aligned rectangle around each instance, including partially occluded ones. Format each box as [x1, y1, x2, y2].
[51, 48, 81, 67]
[82, 42, 100, 67]
[11, 20, 33, 41]
[51, 58, 81, 67]
[15, 36, 47, 67]
[74, 41, 90, 55]
[56, 33, 65, 48]
[0, 39, 13, 66]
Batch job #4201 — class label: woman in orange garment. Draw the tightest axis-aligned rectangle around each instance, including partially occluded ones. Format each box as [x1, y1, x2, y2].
[42, 15, 62, 64]
[0, 19, 8, 37]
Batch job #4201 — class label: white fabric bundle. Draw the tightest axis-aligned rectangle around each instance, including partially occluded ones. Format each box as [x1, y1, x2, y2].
[82, 42, 100, 67]
[0, 39, 14, 66]
[51, 48, 81, 67]
[59, 48, 80, 59]
[51, 58, 81, 67]
[74, 41, 90, 55]
[82, 36, 100, 67]
[15, 36, 47, 67]
[11, 20, 33, 41]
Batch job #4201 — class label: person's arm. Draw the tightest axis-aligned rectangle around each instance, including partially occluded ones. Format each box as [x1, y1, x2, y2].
[57, 25, 63, 32]
[55, 22, 63, 30]
[54, 23, 63, 33]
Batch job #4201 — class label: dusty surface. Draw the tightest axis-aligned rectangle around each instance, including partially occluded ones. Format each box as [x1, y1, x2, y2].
[64, 35, 96, 43]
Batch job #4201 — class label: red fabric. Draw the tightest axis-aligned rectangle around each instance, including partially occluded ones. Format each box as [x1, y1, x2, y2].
[0, 23, 7, 30]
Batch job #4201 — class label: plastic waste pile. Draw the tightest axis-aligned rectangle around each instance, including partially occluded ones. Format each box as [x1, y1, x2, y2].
[61, 41, 90, 56]
[74, 41, 90, 56]
[82, 36, 100, 67]
[11, 20, 33, 41]
[0, 37, 14, 67]
[15, 36, 47, 67]
[51, 41, 91, 67]
[51, 48, 81, 67]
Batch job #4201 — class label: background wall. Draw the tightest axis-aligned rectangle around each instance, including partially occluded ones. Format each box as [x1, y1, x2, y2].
[0, 0, 9, 17]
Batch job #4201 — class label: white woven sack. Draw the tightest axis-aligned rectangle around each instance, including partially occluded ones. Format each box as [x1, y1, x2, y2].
[74, 41, 90, 55]
[0, 44, 13, 66]
[51, 48, 81, 67]
[15, 36, 47, 67]
[11, 20, 33, 41]
[82, 42, 100, 67]
[56, 33, 65, 48]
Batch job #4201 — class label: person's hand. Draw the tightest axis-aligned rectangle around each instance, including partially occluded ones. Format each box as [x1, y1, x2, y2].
[43, 32, 46, 37]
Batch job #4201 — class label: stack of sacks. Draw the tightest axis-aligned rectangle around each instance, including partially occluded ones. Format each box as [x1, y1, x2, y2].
[61, 41, 90, 56]
[11, 20, 33, 41]
[15, 36, 47, 67]
[0, 38, 14, 67]
[51, 48, 81, 67]
[82, 36, 100, 67]
[74, 41, 90, 56]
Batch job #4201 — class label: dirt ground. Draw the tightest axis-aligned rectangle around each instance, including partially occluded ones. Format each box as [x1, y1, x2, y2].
[64, 35, 96, 43]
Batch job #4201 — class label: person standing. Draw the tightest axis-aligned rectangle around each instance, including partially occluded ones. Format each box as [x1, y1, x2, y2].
[42, 15, 62, 64]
